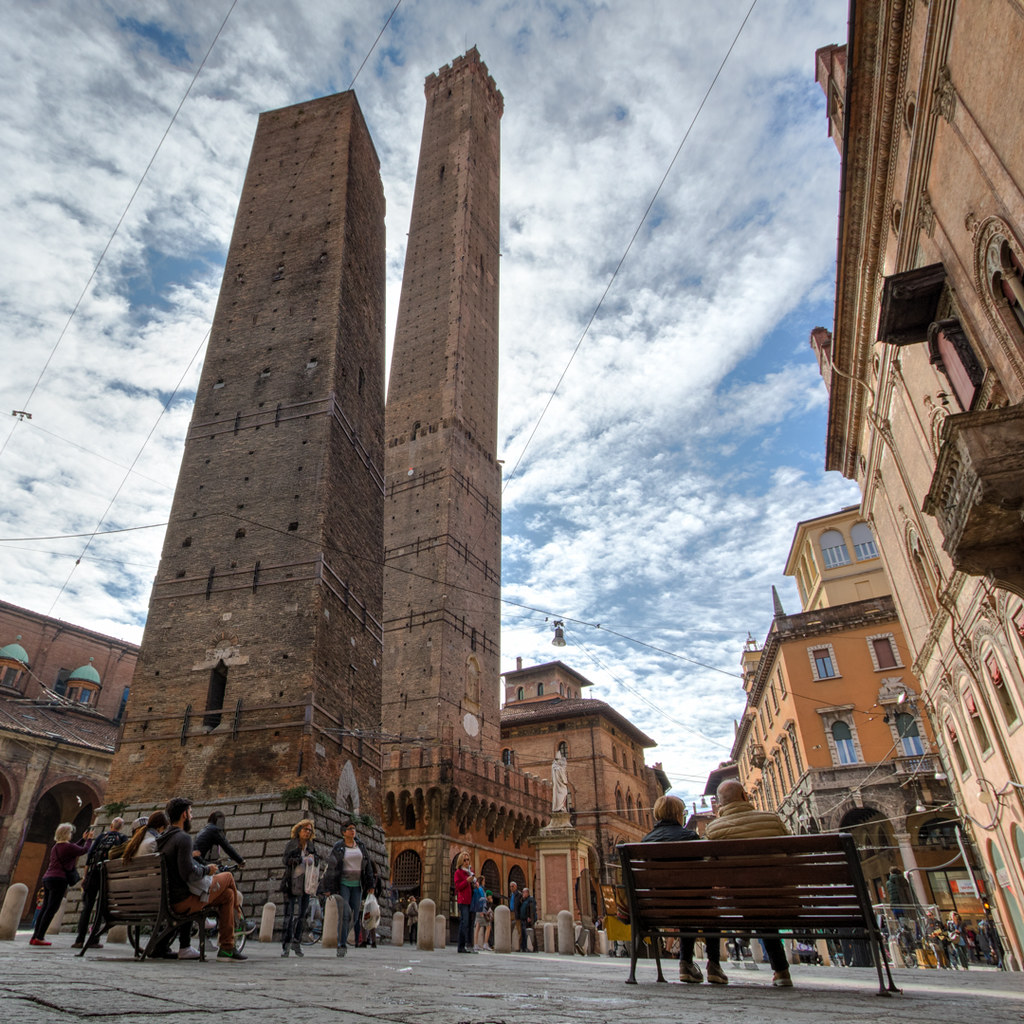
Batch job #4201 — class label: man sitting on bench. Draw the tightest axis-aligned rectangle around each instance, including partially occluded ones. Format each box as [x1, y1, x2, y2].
[156, 797, 246, 962]
[642, 795, 727, 985]
[705, 780, 792, 987]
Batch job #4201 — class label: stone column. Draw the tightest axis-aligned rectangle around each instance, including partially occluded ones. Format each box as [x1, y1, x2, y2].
[895, 830, 930, 906]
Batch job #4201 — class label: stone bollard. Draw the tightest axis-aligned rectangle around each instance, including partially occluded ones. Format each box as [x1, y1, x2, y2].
[557, 911, 574, 954]
[322, 895, 338, 947]
[259, 902, 276, 943]
[416, 898, 435, 951]
[0, 883, 28, 940]
[433, 913, 446, 950]
[543, 921, 555, 953]
[596, 930, 609, 955]
[108, 925, 128, 944]
[391, 910, 404, 946]
[46, 897, 68, 936]
[493, 904, 511, 953]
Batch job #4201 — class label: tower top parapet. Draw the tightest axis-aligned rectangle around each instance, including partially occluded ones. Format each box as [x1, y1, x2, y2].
[426, 46, 503, 116]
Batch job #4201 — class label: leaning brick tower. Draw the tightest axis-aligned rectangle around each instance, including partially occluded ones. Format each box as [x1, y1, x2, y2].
[105, 91, 387, 873]
[382, 49, 549, 911]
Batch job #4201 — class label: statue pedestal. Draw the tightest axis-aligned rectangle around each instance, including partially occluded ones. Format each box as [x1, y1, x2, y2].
[530, 814, 595, 933]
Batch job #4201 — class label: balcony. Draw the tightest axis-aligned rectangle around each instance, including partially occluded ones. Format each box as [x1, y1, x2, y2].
[892, 755, 934, 776]
[924, 403, 1024, 596]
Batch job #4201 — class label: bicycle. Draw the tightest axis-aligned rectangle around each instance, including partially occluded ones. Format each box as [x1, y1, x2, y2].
[300, 893, 326, 945]
[193, 863, 254, 953]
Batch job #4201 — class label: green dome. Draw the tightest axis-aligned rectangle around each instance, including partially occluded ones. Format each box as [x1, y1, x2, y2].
[0, 636, 29, 667]
[69, 658, 101, 685]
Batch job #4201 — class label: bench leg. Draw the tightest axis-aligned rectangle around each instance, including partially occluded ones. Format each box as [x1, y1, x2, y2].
[626, 934, 639, 984]
[872, 935, 901, 995]
[652, 939, 666, 983]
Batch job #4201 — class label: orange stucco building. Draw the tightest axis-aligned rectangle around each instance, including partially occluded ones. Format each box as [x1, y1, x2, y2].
[733, 509, 963, 911]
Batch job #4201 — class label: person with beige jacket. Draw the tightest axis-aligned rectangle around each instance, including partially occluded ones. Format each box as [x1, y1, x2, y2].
[705, 780, 793, 987]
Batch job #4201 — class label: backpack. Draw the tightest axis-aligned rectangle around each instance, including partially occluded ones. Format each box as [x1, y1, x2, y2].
[86, 830, 123, 868]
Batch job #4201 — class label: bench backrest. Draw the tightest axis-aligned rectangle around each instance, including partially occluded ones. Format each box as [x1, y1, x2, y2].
[103, 854, 165, 922]
[618, 833, 875, 936]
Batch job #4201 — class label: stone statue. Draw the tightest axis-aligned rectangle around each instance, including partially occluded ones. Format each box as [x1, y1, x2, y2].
[551, 750, 569, 812]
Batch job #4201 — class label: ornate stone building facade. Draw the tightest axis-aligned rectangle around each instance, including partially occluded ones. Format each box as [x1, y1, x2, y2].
[499, 659, 669, 884]
[814, 0, 1024, 964]
[732, 509, 959, 909]
[380, 50, 549, 913]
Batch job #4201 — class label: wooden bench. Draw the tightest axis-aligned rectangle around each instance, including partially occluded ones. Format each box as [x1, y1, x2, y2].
[78, 854, 207, 960]
[618, 833, 899, 995]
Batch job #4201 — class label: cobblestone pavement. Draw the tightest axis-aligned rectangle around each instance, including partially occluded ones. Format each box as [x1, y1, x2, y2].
[2, 936, 1022, 1024]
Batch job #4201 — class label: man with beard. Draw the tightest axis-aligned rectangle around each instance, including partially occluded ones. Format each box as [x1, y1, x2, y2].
[156, 797, 246, 961]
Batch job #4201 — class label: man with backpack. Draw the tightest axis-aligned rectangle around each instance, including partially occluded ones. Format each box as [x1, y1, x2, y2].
[72, 817, 125, 948]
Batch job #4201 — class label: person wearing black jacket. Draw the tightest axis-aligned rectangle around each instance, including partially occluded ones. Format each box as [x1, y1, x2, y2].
[193, 811, 246, 867]
[327, 821, 375, 957]
[518, 887, 536, 951]
[72, 817, 124, 948]
[156, 797, 246, 961]
[642, 794, 727, 985]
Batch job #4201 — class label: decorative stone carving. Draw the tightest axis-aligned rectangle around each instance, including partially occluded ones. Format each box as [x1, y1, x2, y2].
[923, 404, 1024, 597]
[934, 65, 956, 122]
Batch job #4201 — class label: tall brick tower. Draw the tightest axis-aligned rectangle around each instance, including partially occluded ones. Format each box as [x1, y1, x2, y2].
[106, 92, 386, 840]
[382, 50, 549, 912]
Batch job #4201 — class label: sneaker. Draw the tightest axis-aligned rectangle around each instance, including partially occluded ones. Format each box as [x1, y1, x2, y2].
[178, 947, 201, 960]
[336, 946, 346, 958]
[71, 941, 84, 949]
[772, 970, 793, 988]
[29, 938, 51, 947]
[679, 961, 703, 984]
[217, 947, 248, 961]
[281, 947, 290, 957]
[292, 943, 304, 958]
[706, 962, 729, 985]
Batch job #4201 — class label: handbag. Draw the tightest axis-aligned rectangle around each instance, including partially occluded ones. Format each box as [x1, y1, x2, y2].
[65, 867, 81, 888]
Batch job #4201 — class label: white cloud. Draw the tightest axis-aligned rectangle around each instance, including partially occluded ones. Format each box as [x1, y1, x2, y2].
[0, 0, 857, 802]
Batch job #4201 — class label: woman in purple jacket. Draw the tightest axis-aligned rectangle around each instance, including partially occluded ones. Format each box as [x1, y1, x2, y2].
[30, 822, 94, 946]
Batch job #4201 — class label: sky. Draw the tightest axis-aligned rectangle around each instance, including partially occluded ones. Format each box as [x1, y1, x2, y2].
[0, 0, 861, 811]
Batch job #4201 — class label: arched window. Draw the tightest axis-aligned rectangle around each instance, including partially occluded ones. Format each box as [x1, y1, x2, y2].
[985, 653, 1020, 727]
[832, 721, 857, 764]
[820, 530, 851, 568]
[964, 690, 992, 754]
[392, 849, 422, 897]
[516, 687, 524, 701]
[615, 788, 623, 814]
[626, 791, 635, 821]
[895, 713, 925, 756]
[204, 660, 227, 730]
[908, 530, 939, 619]
[851, 522, 878, 560]
[404, 803, 416, 830]
[480, 859, 500, 893]
[945, 718, 969, 775]
[508, 865, 526, 893]
[557, 741, 568, 758]
[465, 655, 481, 703]
[501, 748, 514, 766]
[537, 682, 544, 697]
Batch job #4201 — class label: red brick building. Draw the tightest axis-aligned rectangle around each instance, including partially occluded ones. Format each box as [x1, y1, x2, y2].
[500, 660, 669, 884]
[381, 50, 549, 911]
[0, 600, 134, 912]
[101, 89, 388, 907]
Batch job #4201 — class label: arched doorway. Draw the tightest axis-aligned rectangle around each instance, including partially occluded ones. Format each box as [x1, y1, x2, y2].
[11, 780, 98, 920]
[391, 849, 422, 901]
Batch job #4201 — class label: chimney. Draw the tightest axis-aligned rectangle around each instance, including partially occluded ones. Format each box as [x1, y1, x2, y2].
[516, 657, 522, 670]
